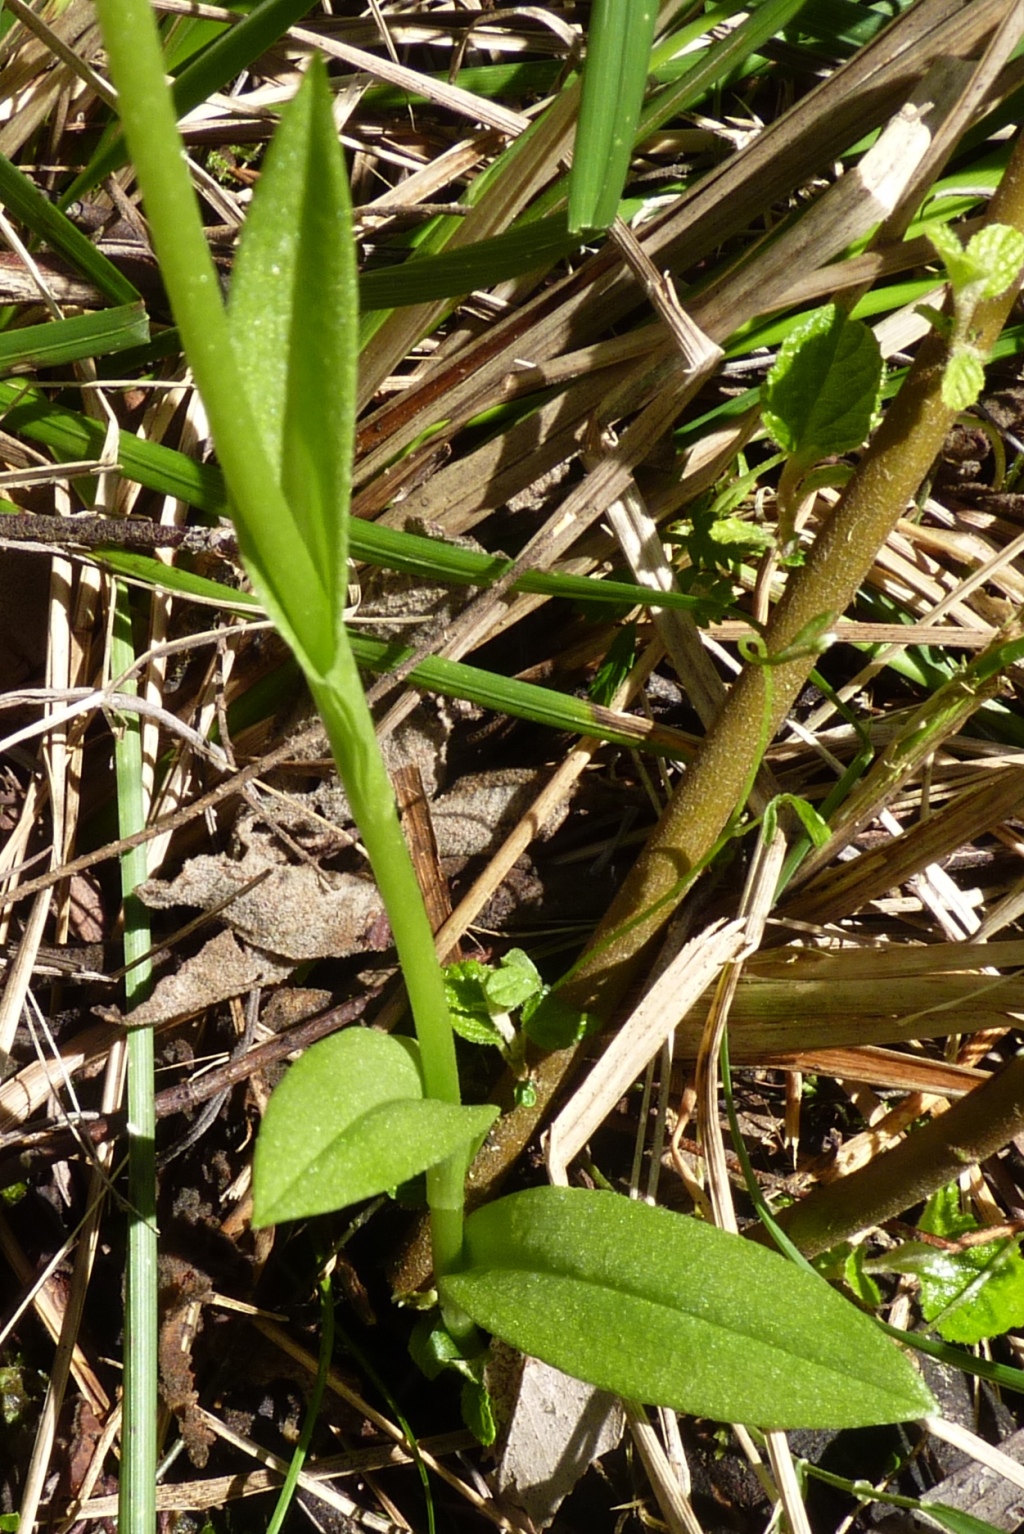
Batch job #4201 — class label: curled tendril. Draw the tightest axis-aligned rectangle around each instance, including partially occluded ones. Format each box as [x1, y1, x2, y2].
[738, 611, 838, 669]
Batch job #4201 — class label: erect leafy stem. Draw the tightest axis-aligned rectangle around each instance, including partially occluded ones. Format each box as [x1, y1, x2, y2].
[98, 0, 945, 1436]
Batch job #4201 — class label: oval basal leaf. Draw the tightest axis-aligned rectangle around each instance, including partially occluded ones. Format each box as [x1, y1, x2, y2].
[252, 1028, 496, 1226]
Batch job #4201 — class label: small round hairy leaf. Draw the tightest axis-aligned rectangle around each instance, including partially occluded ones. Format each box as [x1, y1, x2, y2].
[761, 303, 883, 462]
[252, 1028, 497, 1226]
[963, 224, 1024, 301]
[440, 1188, 936, 1428]
[942, 349, 984, 412]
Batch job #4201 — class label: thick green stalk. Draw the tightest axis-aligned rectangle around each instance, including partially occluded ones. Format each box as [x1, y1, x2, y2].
[96, 0, 472, 1296]
[562, 128, 1024, 1023]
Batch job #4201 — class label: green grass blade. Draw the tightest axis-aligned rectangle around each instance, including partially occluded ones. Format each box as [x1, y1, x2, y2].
[0, 153, 139, 304]
[85, 551, 697, 755]
[344, 632, 692, 755]
[91, 534, 732, 624]
[568, 0, 659, 234]
[111, 589, 158, 1534]
[228, 56, 357, 624]
[359, 214, 580, 311]
[0, 303, 148, 372]
[265, 1267, 335, 1534]
[639, 0, 811, 144]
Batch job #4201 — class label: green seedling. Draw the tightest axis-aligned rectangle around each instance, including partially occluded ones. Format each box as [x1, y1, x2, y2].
[97, 0, 937, 1470]
[445, 948, 597, 1106]
[761, 301, 884, 552]
[922, 221, 1024, 410]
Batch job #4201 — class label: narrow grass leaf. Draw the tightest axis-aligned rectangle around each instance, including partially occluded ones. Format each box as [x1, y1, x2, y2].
[252, 1029, 497, 1225]
[926, 1506, 1014, 1534]
[569, 0, 658, 234]
[440, 1188, 936, 1428]
[0, 303, 148, 372]
[62, 0, 319, 204]
[228, 56, 357, 625]
[359, 214, 580, 311]
[0, 153, 139, 304]
[639, 0, 810, 143]
[91, 524, 729, 622]
[88, 551, 696, 755]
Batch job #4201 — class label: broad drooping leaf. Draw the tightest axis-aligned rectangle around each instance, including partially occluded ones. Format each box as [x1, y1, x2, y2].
[252, 1028, 496, 1226]
[761, 303, 883, 466]
[439, 1188, 935, 1428]
[915, 1182, 1024, 1345]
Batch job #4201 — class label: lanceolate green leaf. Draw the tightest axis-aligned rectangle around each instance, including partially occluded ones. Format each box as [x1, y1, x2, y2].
[96, 0, 335, 674]
[252, 1029, 497, 1226]
[569, 0, 659, 234]
[440, 1188, 936, 1428]
[228, 55, 357, 627]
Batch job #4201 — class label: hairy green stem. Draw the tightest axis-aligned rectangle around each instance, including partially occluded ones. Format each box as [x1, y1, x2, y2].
[562, 126, 1024, 1023]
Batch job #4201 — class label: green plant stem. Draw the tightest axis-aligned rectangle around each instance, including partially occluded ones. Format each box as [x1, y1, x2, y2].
[96, 0, 475, 1304]
[309, 669, 470, 1305]
[266, 1266, 335, 1534]
[112, 588, 157, 1534]
[561, 127, 1024, 1024]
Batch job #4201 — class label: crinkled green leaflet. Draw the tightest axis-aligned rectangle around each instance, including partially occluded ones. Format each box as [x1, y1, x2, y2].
[252, 1030, 496, 1226]
[761, 303, 884, 466]
[439, 1188, 935, 1429]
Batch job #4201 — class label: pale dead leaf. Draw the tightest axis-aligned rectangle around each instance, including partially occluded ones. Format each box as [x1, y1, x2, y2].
[136, 836, 384, 961]
[99, 929, 292, 1031]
